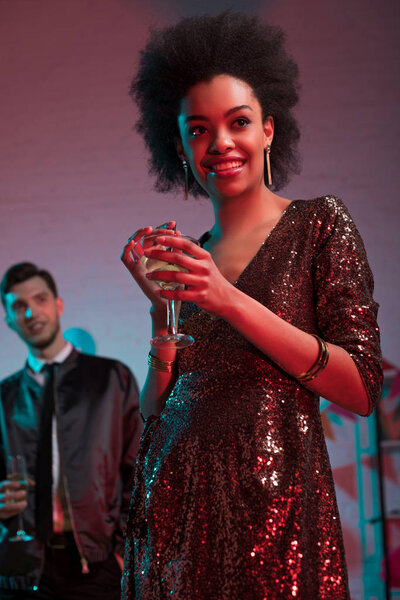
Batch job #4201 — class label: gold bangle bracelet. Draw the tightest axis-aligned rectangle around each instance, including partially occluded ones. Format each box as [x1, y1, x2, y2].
[297, 335, 329, 382]
[148, 352, 176, 373]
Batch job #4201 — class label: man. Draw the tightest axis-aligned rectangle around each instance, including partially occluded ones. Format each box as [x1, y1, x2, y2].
[0, 263, 142, 599]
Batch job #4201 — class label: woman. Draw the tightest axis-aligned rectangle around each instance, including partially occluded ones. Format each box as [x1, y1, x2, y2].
[121, 12, 382, 600]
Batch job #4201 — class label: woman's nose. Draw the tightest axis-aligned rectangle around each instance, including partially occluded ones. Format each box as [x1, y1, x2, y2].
[208, 129, 234, 154]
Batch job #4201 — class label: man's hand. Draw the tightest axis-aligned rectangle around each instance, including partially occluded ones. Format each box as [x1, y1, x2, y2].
[0, 479, 34, 519]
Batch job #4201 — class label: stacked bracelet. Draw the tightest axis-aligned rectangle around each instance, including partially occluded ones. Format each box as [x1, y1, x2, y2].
[148, 352, 176, 373]
[297, 335, 329, 382]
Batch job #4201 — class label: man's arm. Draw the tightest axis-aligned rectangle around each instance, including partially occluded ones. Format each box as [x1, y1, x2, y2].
[114, 365, 142, 559]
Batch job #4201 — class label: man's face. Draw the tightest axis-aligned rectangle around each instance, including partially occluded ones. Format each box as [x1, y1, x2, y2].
[4, 276, 64, 350]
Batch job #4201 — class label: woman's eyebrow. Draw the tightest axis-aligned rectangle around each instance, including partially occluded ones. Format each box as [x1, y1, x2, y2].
[225, 104, 253, 117]
[184, 104, 253, 124]
[184, 114, 207, 123]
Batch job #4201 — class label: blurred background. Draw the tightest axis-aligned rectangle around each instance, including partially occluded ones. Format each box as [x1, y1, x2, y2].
[1, 1, 399, 598]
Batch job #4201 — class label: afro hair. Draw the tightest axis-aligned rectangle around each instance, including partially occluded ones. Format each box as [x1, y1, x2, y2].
[131, 11, 301, 195]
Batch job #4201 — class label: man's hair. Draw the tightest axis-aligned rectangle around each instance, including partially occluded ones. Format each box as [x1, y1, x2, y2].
[131, 11, 301, 195]
[1, 262, 58, 307]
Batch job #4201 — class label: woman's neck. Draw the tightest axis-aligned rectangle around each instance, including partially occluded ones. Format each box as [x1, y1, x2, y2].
[209, 186, 290, 241]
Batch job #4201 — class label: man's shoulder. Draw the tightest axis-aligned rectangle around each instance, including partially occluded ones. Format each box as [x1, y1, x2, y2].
[77, 352, 130, 371]
[75, 352, 136, 382]
[74, 353, 139, 398]
[0, 368, 25, 391]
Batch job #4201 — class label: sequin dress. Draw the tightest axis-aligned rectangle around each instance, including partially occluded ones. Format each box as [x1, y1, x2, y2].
[122, 196, 382, 600]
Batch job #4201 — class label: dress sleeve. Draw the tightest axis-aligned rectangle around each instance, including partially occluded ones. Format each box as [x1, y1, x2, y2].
[313, 196, 382, 416]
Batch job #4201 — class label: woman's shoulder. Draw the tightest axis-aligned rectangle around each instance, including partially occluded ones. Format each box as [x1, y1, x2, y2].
[292, 195, 348, 218]
[288, 195, 363, 253]
[291, 195, 355, 234]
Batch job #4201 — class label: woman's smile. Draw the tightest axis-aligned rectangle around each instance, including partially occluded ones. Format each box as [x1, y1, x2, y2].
[205, 157, 246, 177]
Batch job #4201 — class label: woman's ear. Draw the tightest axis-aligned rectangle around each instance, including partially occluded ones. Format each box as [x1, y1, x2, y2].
[175, 138, 186, 162]
[263, 116, 274, 148]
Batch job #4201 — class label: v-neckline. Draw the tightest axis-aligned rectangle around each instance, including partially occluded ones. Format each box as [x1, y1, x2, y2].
[199, 200, 296, 286]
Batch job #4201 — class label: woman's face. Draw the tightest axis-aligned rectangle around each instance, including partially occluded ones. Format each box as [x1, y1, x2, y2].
[177, 74, 273, 201]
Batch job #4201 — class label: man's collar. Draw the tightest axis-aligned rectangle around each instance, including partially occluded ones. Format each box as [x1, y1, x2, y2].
[27, 341, 74, 373]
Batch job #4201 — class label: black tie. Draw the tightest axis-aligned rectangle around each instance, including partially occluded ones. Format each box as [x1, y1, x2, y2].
[35, 363, 56, 543]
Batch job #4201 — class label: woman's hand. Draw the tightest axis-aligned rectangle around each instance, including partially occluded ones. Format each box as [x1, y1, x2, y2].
[144, 234, 234, 317]
[120, 223, 177, 314]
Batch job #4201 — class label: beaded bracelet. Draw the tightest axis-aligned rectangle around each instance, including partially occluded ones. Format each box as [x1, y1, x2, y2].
[148, 352, 176, 373]
[297, 334, 329, 382]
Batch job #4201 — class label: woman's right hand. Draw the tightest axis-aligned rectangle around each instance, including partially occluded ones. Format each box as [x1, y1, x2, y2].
[120, 222, 176, 314]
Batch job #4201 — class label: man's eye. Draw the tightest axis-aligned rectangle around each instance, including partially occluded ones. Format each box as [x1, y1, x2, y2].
[189, 126, 206, 137]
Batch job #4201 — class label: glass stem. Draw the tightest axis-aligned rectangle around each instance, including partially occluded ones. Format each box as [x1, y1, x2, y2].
[17, 512, 23, 533]
[167, 299, 177, 336]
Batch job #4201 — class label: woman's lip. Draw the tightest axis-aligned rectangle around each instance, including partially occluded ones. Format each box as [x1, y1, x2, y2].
[205, 157, 245, 167]
[208, 165, 244, 178]
[205, 159, 246, 178]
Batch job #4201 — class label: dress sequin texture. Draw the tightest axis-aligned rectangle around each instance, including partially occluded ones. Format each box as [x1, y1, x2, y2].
[122, 197, 382, 600]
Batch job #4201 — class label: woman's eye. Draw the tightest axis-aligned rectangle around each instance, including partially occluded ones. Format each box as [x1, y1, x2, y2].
[189, 125, 207, 137]
[233, 118, 250, 128]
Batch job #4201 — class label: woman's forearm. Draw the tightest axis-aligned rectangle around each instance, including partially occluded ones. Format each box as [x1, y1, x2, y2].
[139, 309, 178, 419]
[219, 285, 369, 415]
[140, 367, 177, 419]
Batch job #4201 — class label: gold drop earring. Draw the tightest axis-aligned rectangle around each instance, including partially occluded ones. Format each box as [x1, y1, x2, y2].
[266, 145, 272, 187]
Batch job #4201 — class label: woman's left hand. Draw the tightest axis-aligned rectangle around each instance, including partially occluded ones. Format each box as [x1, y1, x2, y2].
[144, 234, 233, 316]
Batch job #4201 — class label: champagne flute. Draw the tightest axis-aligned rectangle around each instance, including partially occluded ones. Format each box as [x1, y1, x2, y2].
[6, 455, 33, 542]
[132, 232, 199, 348]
